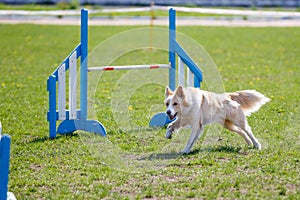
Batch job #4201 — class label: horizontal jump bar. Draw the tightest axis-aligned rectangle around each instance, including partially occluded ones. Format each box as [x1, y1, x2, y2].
[87, 64, 170, 72]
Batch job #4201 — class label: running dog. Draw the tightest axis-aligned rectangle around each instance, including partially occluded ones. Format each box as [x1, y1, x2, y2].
[164, 85, 270, 154]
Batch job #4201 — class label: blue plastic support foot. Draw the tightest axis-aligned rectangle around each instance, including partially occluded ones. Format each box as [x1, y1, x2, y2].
[57, 119, 106, 136]
[149, 112, 175, 127]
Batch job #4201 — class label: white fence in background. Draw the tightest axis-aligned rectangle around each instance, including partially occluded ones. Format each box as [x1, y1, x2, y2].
[1, 0, 300, 7]
[1, 4, 300, 18]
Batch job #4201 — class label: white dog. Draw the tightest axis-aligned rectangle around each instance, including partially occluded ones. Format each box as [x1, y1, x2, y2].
[164, 85, 270, 154]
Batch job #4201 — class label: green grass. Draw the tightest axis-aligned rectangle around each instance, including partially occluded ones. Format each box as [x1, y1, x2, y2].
[0, 24, 299, 199]
[0, 1, 80, 10]
[0, 3, 60, 11]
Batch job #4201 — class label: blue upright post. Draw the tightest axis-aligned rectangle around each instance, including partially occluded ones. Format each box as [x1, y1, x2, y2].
[0, 135, 11, 200]
[194, 76, 201, 88]
[149, 8, 177, 127]
[169, 8, 176, 91]
[80, 9, 88, 121]
[47, 75, 57, 138]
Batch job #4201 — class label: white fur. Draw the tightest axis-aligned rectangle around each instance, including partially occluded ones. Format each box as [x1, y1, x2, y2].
[165, 86, 270, 154]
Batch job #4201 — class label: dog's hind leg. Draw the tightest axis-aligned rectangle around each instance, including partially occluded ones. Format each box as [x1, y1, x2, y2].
[243, 123, 261, 149]
[182, 125, 204, 154]
[234, 114, 261, 149]
[228, 109, 261, 149]
[224, 120, 253, 146]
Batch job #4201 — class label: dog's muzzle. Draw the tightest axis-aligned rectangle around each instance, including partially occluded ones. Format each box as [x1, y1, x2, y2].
[166, 110, 177, 120]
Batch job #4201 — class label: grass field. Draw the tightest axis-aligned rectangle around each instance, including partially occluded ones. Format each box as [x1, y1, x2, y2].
[0, 23, 299, 199]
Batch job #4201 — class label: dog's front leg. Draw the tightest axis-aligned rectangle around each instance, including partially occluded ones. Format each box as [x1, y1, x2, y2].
[166, 119, 181, 139]
[182, 125, 204, 154]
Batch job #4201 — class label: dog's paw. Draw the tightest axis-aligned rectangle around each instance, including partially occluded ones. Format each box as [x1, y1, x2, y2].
[165, 125, 174, 139]
[165, 129, 173, 139]
[181, 149, 190, 154]
[254, 142, 262, 150]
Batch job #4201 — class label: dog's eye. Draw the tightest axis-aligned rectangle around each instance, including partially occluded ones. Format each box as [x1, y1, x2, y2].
[173, 102, 178, 106]
[166, 103, 169, 107]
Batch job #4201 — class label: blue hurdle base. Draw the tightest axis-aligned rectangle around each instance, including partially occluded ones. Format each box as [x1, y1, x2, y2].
[57, 119, 106, 136]
[149, 112, 175, 127]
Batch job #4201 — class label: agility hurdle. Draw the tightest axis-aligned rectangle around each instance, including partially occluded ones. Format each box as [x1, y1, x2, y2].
[0, 123, 11, 200]
[149, 8, 203, 126]
[47, 9, 106, 139]
[47, 8, 202, 138]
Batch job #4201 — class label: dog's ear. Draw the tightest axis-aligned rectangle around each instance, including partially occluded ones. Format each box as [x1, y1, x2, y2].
[165, 86, 174, 98]
[175, 85, 185, 99]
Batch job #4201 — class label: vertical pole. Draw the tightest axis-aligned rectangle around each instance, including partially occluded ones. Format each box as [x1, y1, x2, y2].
[194, 76, 201, 88]
[48, 75, 57, 138]
[69, 52, 78, 119]
[169, 8, 176, 91]
[80, 9, 88, 120]
[178, 57, 185, 86]
[187, 68, 194, 87]
[0, 135, 11, 200]
[58, 64, 66, 120]
[149, 1, 154, 50]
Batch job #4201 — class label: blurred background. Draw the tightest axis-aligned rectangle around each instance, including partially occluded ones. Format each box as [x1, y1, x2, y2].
[0, 0, 300, 7]
[1, 0, 300, 26]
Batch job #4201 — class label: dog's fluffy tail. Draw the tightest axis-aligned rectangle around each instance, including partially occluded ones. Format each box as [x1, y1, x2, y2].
[229, 90, 270, 116]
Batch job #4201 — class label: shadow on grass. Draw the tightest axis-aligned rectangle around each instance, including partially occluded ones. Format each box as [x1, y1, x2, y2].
[188, 145, 242, 156]
[137, 146, 243, 161]
[106, 127, 165, 135]
[28, 132, 79, 143]
[137, 152, 183, 161]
